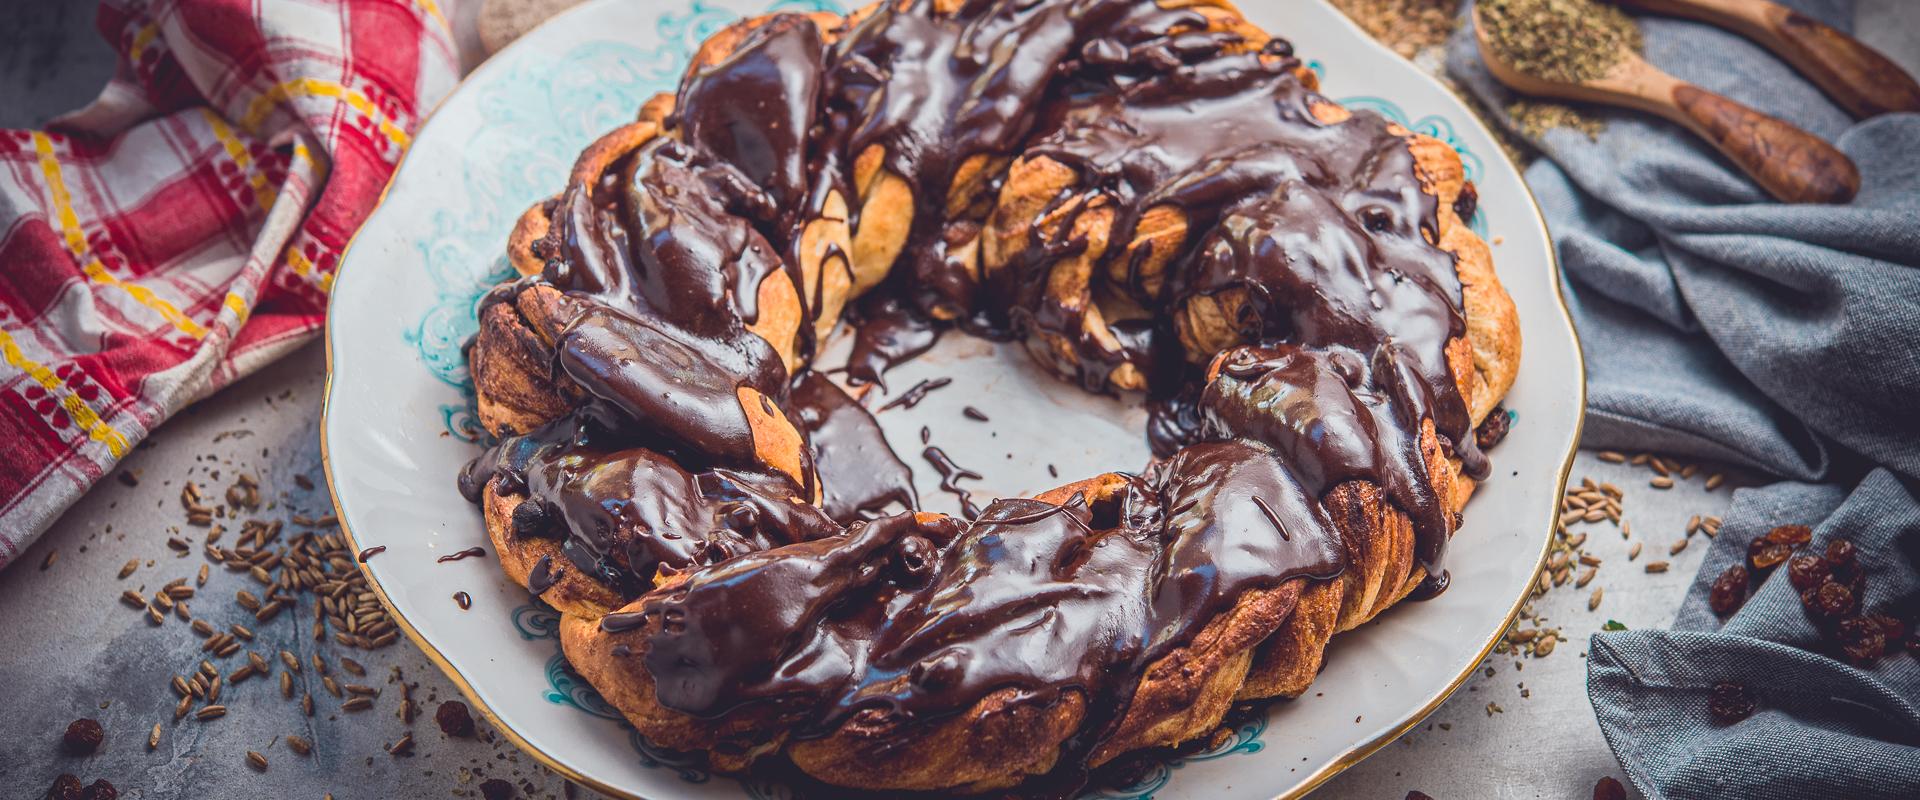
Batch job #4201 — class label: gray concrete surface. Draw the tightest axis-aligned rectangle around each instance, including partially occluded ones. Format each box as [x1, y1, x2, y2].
[2, 1, 1912, 798]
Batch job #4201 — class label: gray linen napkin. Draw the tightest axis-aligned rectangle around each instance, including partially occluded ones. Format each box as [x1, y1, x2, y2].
[1447, 1, 1920, 797]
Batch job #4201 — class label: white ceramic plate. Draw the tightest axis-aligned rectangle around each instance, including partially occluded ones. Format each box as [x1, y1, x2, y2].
[322, 1, 1584, 797]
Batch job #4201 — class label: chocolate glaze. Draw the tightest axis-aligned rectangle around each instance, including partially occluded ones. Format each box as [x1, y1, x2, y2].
[789, 371, 918, 523]
[620, 441, 1339, 777]
[456, 0, 1503, 792]
[356, 546, 386, 563]
[462, 418, 838, 598]
[843, 293, 942, 389]
[453, 591, 473, 610]
[1203, 343, 1449, 574]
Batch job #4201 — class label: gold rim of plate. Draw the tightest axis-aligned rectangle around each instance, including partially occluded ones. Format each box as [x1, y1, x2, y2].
[319, 1, 1588, 797]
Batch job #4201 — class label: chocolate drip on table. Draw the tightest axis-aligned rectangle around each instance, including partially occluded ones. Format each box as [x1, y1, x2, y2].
[454, 0, 1500, 793]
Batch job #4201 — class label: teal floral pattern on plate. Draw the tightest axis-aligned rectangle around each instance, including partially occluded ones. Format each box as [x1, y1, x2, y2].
[515, 602, 716, 783]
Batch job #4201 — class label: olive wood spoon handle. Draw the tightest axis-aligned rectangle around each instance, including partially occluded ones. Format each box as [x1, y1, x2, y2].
[1615, 0, 1920, 118]
[1474, 9, 1860, 204]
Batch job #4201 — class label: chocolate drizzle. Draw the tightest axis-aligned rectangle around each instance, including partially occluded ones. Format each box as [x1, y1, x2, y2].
[437, 547, 488, 563]
[455, 0, 1503, 793]
[921, 445, 984, 519]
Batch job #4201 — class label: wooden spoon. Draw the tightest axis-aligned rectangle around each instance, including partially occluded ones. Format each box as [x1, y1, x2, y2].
[1473, 7, 1859, 204]
[1615, 0, 1920, 118]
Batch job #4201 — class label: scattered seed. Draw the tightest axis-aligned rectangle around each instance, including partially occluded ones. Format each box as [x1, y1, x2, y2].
[1535, 635, 1557, 656]
[246, 751, 268, 771]
[1628, 542, 1643, 560]
[280, 650, 300, 673]
[175, 695, 192, 720]
[231, 624, 255, 641]
[1645, 561, 1670, 573]
[120, 590, 147, 610]
[386, 733, 415, 756]
[1650, 476, 1674, 489]
[342, 697, 373, 712]
[1670, 539, 1688, 555]
[195, 705, 227, 721]
[1576, 567, 1597, 588]
[1598, 451, 1625, 463]
[148, 723, 161, 750]
[1589, 587, 1604, 611]
[1706, 473, 1725, 491]
[1578, 553, 1602, 567]
[119, 559, 140, 579]
[280, 671, 293, 698]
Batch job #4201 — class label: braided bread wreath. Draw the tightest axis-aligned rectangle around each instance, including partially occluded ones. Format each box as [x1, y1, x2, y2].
[456, 0, 1521, 794]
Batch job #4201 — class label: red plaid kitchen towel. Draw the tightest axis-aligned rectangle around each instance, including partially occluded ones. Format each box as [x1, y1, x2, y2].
[0, 0, 461, 565]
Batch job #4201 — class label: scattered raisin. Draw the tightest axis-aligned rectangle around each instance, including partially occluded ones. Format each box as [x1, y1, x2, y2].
[47, 775, 83, 800]
[81, 780, 118, 800]
[1837, 617, 1888, 666]
[1786, 554, 1830, 593]
[1871, 614, 1908, 644]
[1825, 539, 1858, 574]
[1708, 682, 1757, 724]
[1593, 776, 1627, 800]
[1804, 581, 1858, 624]
[435, 700, 475, 738]
[1709, 565, 1749, 617]
[480, 778, 516, 800]
[1747, 538, 1791, 571]
[1765, 524, 1812, 547]
[62, 719, 104, 755]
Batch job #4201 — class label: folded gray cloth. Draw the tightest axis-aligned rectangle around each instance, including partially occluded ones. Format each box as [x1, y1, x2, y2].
[1448, 1, 1920, 797]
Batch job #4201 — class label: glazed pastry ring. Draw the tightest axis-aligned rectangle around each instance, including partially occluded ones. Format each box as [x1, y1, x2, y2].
[458, 0, 1521, 794]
